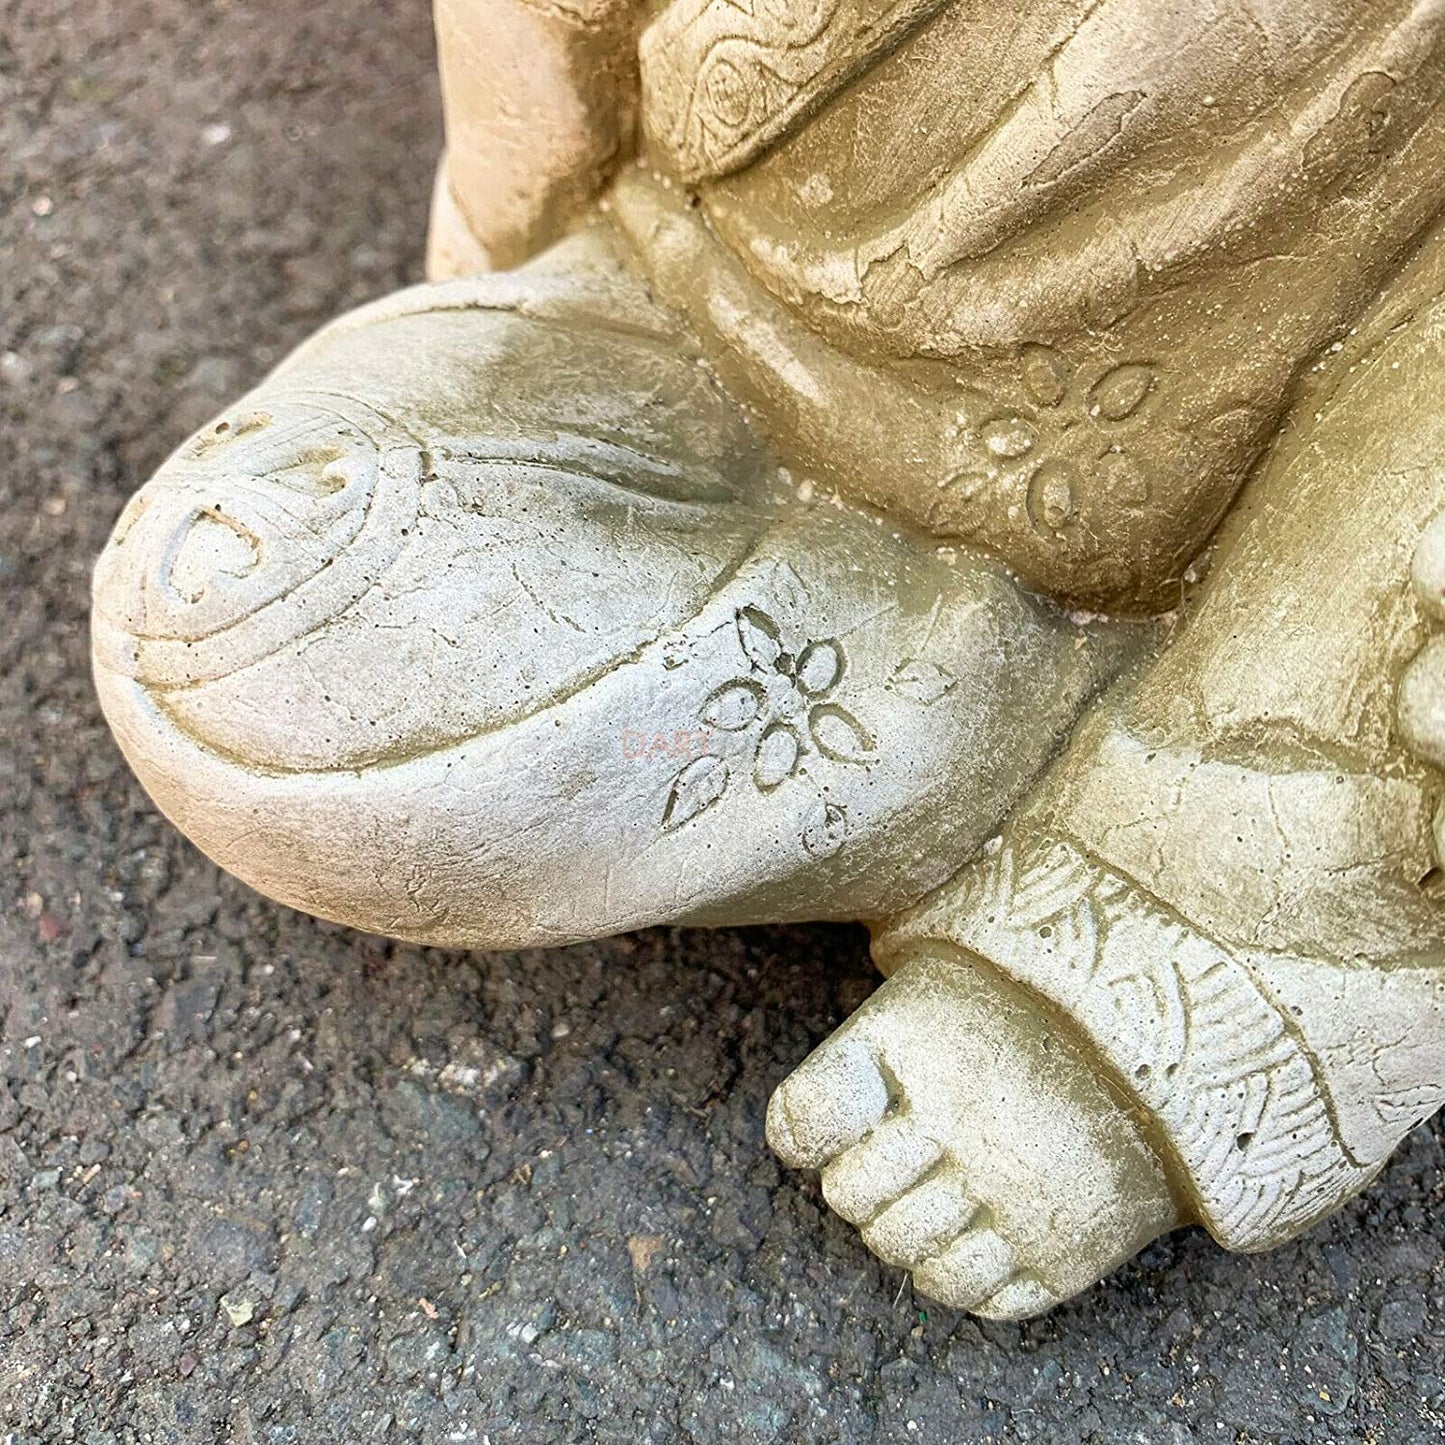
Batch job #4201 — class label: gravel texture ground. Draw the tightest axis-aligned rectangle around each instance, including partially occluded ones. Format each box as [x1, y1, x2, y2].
[4, 2, 1445, 1440]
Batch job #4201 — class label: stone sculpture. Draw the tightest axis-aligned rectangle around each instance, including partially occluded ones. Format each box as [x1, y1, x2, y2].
[92, 0, 1445, 1317]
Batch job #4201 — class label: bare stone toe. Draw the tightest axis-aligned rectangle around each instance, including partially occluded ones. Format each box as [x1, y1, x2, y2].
[974, 1277, 1060, 1321]
[766, 1036, 891, 1171]
[819, 1117, 941, 1226]
[912, 1227, 1017, 1310]
[860, 1166, 978, 1267]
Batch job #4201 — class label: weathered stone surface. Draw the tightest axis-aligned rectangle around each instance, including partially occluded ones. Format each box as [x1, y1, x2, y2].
[7, 7, 1444, 1433]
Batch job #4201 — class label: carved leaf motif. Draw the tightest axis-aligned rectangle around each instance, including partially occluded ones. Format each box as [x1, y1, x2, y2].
[769, 560, 810, 622]
[701, 679, 766, 731]
[639, 0, 954, 183]
[794, 639, 842, 697]
[808, 703, 874, 763]
[736, 605, 783, 672]
[1089, 364, 1155, 421]
[937, 470, 989, 501]
[754, 722, 802, 790]
[662, 754, 730, 831]
[802, 801, 849, 859]
[889, 658, 955, 704]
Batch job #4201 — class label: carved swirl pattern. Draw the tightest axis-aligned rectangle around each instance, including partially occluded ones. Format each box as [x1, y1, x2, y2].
[640, 0, 951, 181]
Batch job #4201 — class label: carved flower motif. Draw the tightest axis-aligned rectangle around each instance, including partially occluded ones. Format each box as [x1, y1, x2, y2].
[935, 346, 1158, 540]
[662, 604, 874, 855]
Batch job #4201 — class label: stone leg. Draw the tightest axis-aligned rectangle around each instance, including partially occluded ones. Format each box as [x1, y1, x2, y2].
[766, 948, 1182, 1317]
[92, 227, 1138, 949]
[771, 227, 1445, 1317]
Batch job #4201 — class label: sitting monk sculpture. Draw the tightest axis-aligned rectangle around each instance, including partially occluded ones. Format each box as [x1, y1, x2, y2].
[91, 0, 1445, 1317]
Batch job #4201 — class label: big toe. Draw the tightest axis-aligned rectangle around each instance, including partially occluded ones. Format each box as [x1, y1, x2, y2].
[767, 1035, 892, 1170]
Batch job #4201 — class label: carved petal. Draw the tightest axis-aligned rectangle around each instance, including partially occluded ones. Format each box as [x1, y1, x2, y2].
[662, 755, 730, 831]
[701, 678, 766, 731]
[809, 703, 874, 763]
[754, 722, 802, 790]
[1027, 461, 1078, 531]
[736, 605, 783, 672]
[795, 639, 843, 697]
[1089, 364, 1155, 421]
[1020, 344, 1071, 407]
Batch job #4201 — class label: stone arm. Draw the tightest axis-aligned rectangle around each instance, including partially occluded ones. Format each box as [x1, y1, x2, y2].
[429, 0, 652, 274]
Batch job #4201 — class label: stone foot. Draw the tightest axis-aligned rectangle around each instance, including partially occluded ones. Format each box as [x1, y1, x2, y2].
[767, 948, 1181, 1318]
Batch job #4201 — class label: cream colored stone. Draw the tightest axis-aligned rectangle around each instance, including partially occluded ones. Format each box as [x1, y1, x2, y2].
[433, 0, 643, 268]
[426, 155, 493, 278]
[93, 232, 1134, 947]
[91, 0, 1445, 1317]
